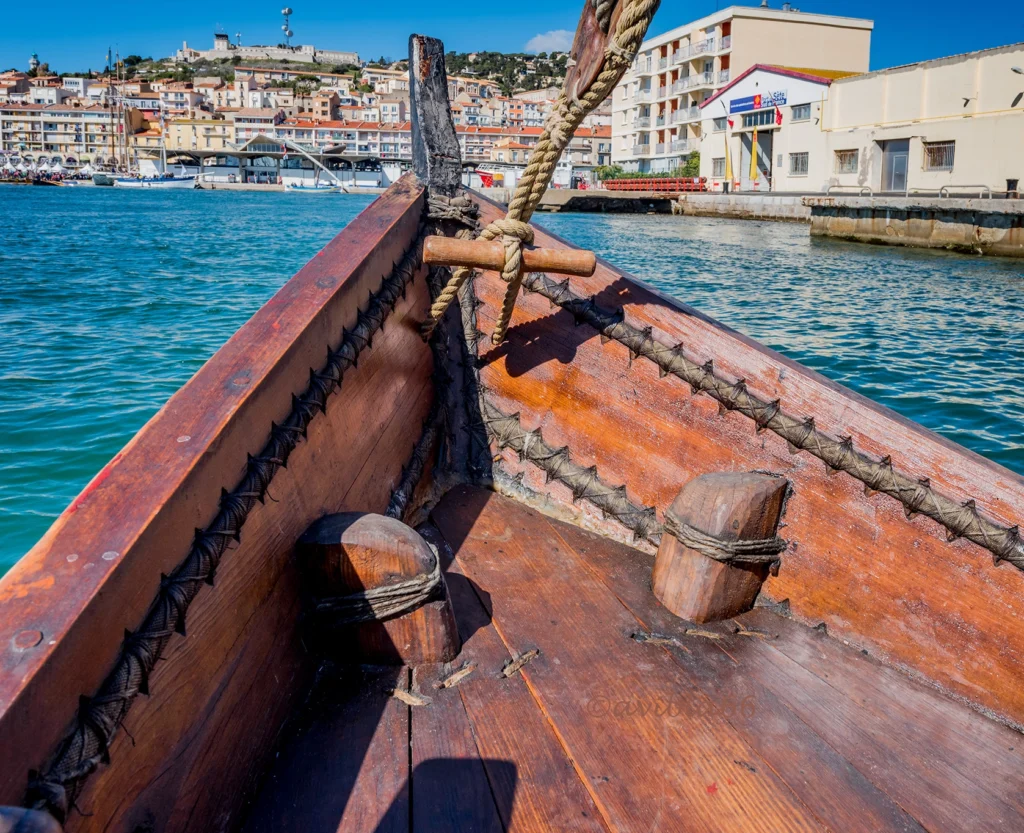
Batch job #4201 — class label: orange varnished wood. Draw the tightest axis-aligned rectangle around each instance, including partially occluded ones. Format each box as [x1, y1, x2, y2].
[422, 235, 597, 277]
[297, 514, 459, 665]
[433, 486, 824, 833]
[653, 473, 787, 623]
[468, 192, 1024, 728]
[0, 176, 433, 831]
[411, 661, 505, 832]
[550, 517, 931, 833]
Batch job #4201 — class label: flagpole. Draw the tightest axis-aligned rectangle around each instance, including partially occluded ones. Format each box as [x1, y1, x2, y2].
[720, 100, 733, 194]
[750, 126, 759, 191]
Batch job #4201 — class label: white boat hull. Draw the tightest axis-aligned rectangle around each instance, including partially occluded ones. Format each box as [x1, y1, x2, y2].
[114, 176, 198, 189]
[286, 184, 341, 194]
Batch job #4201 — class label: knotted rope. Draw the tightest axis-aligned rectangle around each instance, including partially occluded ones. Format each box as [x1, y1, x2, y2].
[663, 515, 788, 565]
[423, 0, 660, 344]
[313, 544, 443, 626]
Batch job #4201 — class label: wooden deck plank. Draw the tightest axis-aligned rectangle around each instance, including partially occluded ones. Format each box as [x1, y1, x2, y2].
[549, 519, 927, 833]
[419, 525, 610, 833]
[727, 631, 1024, 831]
[468, 193, 1024, 730]
[739, 607, 1024, 818]
[432, 486, 825, 833]
[242, 665, 410, 833]
[411, 660, 505, 833]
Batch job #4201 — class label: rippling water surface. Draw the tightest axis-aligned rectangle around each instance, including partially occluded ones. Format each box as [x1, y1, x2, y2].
[1, 188, 1021, 574]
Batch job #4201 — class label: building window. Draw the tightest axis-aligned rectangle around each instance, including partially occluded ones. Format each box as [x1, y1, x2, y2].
[741, 110, 775, 128]
[834, 149, 858, 174]
[924, 140, 955, 171]
[789, 152, 809, 175]
[792, 104, 811, 122]
[712, 157, 726, 177]
[713, 117, 727, 132]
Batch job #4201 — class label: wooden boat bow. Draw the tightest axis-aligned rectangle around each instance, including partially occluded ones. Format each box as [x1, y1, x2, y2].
[1, 16, 1023, 833]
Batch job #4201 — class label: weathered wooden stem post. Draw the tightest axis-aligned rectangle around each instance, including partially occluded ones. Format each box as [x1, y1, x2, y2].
[653, 472, 790, 623]
[297, 513, 460, 665]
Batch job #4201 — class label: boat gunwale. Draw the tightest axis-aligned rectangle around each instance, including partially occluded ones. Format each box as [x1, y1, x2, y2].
[0, 174, 427, 807]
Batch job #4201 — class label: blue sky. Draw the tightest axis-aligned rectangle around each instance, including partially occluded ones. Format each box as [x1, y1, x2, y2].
[2, 1, 1022, 74]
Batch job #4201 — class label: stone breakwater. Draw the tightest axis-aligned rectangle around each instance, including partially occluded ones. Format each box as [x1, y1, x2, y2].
[802, 196, 1024, 258]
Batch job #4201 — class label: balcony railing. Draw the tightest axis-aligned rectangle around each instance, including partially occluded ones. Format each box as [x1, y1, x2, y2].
[634, 88, 652, 101]
[658, 57, 668, 70]
[672, 47, 685, 63]
[693, 37, 715, 55]
[657, 85, 667, 98]
[655, 114, 666, 127]
[633, 116, 651, 128]
[631, 143, 649, 156]
[671, 139, 690, 153]
[670, 109, 684, 124]
[655, 142, 666, 154]
[671, 80, 686, 95]
[718, 69, 731, 84]
[688, 105, 700, 119]
[721, 35, 732, 50]
[634, 59, 654, 75]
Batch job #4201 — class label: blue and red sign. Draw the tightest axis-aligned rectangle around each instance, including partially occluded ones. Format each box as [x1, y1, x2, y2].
[729, 90, 787, 114]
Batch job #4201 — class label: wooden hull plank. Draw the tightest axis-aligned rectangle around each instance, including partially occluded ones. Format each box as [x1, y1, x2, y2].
[0, 176, 431, 832]
[419, 525, 610, 832]
[552, 513, 1024, 832]
[433, 486, 824, 833]
[467, 192, 1024, 729]
[242, 666, 410, 833]
[411, 663, 505, 833]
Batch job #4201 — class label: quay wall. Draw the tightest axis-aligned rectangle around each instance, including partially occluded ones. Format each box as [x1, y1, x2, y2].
[672, 194, 812, 222]
[803, 196, 1024, 258]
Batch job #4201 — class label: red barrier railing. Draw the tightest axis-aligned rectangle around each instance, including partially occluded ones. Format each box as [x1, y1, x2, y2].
[599, 177, 707, 193]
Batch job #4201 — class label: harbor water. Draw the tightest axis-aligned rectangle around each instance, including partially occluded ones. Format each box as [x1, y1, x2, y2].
[1, 187, 1022, 574]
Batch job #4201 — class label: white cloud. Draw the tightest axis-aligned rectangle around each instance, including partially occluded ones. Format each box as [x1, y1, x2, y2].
[524, 30, 574, 54]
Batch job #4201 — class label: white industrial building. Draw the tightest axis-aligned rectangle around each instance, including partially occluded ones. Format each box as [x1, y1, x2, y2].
[698, 42, 1024, 195]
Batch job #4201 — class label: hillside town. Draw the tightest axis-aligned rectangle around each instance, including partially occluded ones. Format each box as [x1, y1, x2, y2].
[1, 2, 1021, 196]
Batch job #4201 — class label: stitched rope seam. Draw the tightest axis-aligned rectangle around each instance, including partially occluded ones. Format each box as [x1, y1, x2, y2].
[522, 271, 1024, 570]
[24, 232, 426, 824]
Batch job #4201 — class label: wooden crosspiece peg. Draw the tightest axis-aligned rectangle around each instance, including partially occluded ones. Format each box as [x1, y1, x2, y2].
[422, 235, 597, 278]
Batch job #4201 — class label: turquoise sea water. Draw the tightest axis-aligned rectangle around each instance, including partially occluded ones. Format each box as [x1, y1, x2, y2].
[1, 187, 1022, 574]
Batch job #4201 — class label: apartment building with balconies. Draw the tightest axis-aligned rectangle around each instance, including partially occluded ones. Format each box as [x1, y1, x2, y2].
[612, 3, 872, 172]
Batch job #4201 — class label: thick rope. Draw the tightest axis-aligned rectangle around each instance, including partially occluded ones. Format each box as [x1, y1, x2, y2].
[425, 0, 660, 344]
[662, 516, 787, 565]
[422, 193, 480, 339]
[312, 544, 443, 626]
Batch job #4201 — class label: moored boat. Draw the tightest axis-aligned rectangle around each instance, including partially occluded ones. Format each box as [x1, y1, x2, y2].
[1, 10, 1023, 833]
[285, 182, 342, 193]
[113, 174, 199, 189]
